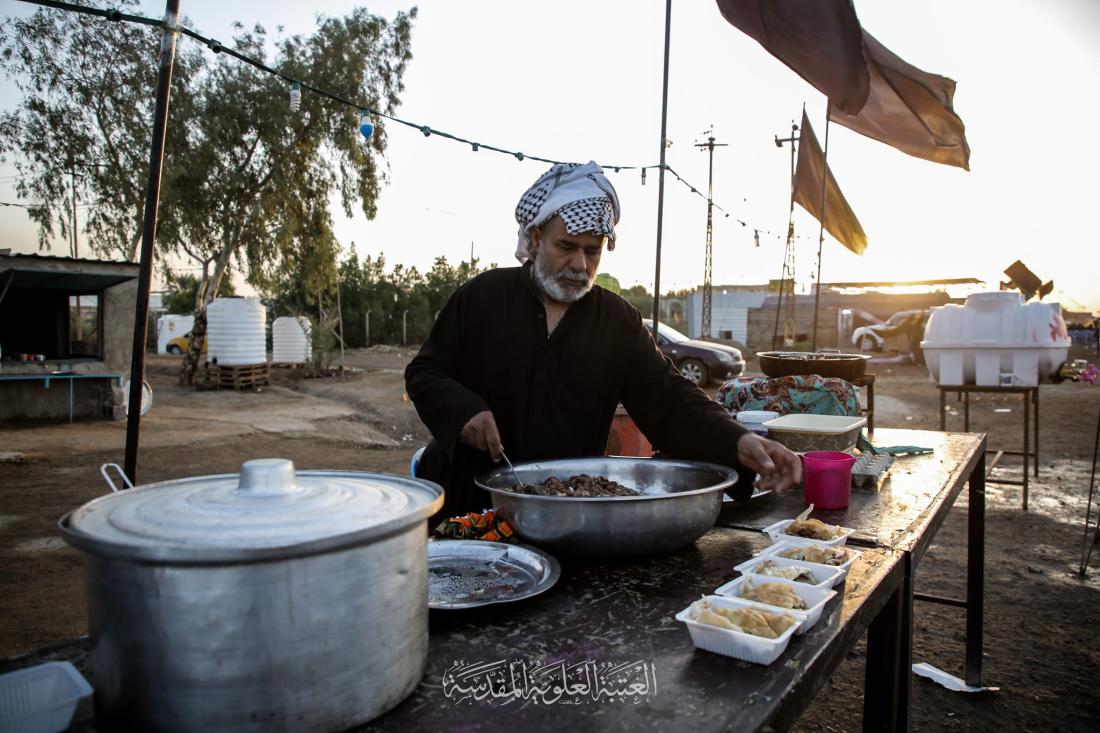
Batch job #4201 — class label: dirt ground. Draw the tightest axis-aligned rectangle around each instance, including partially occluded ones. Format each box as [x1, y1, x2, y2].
[1, 346, 1099, 732]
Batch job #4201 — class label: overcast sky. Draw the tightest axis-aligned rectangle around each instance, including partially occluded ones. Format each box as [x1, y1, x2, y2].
[2, 0, 1098, 313]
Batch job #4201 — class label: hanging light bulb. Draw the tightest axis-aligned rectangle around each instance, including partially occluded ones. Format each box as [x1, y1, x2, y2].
[289, 81, 301, 112]
[359, 111, 374, 141]
[471, 142, 479, 152]
[641, 168, 647, 185]
[754, 229, 760, 248]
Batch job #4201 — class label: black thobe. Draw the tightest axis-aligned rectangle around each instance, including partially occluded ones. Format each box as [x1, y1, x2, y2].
[404, 263, 753, 520]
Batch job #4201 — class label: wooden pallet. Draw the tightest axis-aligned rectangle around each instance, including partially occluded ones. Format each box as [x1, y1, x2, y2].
[201, 362, 270, 390]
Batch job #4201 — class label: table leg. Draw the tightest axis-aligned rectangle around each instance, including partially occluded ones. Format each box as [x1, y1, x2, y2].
[939, 389, 946, 431]
[864, 555, 913, 733]
[966, 452, 986, 687]
[1023, 393, 1030, 511]
[1033, 388, 1039, 478]
[69, 378, 74, 424]
[868, 379, 876, 433]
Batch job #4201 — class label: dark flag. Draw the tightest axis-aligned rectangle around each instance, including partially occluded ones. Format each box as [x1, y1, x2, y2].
[792, 110, 868, 255]
[830, 30, 971, 170]
[714, 0, 869, 114]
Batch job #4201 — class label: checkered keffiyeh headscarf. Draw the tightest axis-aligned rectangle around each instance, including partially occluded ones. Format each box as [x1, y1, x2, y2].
[514, 161, 621, 263]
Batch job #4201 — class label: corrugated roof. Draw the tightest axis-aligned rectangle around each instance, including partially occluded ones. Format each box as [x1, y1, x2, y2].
[2, 251, 138, 268]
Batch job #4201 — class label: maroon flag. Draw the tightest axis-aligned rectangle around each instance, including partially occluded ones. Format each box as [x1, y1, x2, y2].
[830, 30, 971, 170]
[793, 110, 868, 255]
[715, 0, 868, 114]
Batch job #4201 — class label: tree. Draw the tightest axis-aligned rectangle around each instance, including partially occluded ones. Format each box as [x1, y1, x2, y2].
[0, 2, 418, 382]
[0, 1, 202, 258]
[161, 272, 234, 315]
[595, 273, 621, 294]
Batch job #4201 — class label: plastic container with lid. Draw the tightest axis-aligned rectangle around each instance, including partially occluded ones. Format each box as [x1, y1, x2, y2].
[736, 410, 780, 437]
[762, 414, 866, 452]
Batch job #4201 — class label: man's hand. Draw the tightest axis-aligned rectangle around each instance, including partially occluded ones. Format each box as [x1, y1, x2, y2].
[459, 410, 503, 461]
[737, 433, 802, 492]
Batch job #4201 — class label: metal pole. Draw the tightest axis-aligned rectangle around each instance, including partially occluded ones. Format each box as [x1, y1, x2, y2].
[365, 310, 370, 348]
[651, 0, 672, 335]
[124, 0, 180, 484]
[772, 122, 798, 350]
[810, 100, 832, 352]
[70, 169, 83, 346]
[402, 310, 408, 346]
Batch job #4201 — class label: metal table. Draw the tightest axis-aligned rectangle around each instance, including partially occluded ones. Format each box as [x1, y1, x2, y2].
[2, 429, 986, 732]
[2, 531, 905, 733]
[938, 384, 1037, 509]
[719, 427, 988, 727]
[0, 372, 123, 423]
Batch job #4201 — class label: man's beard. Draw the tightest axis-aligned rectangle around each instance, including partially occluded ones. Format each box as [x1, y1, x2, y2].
[532, 249, 594, 304]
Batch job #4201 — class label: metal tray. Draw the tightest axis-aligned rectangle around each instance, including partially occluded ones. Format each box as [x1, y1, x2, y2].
[427, 540, 561, 610]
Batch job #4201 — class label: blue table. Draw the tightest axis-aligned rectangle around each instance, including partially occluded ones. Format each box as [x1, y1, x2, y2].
[0, 372, 124, 423]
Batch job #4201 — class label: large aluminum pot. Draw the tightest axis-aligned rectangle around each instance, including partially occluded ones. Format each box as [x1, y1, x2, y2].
[60, 459, 442, 733]
[475, 456, 737, 558]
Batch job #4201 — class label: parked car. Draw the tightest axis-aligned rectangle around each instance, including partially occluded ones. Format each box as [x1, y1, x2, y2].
[851, 309, 929, 353]
[166, 331, 206, 355]
[642, 319, 744, 386]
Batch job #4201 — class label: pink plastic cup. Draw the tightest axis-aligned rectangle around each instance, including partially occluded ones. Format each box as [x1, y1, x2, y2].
[802, 451, 857, 509]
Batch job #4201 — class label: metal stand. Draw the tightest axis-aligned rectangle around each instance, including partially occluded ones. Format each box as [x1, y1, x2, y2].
[850, 373, 876, 433]
[939, 385, 1038, 510]
[1079, 405, 1100, 576]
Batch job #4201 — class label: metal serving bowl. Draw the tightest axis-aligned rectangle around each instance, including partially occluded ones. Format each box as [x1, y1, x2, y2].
[475, 457, 738, 558]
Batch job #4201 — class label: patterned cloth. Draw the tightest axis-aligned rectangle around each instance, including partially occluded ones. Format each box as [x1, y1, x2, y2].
[514, 161, 620, 263]
[432, 510, 517, 543]
[716, 375, 861, 417]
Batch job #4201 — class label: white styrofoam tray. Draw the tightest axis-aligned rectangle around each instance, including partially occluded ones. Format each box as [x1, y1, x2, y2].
[0, 661, 92, 733]
[713, 575, 837, 634]
[762, 518, 855, 547]
[759, 539, 863, 582]
[734, 554, 846, 590]
[675, 595, 802, 665]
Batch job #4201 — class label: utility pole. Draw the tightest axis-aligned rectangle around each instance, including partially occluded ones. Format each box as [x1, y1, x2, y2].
[70, 168, 83, 347]
[772, 121, 799, 349]
[694, 132, 727, 339]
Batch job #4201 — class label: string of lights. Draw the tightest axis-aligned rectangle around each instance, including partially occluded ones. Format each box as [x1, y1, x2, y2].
[15, 0, 802, 246]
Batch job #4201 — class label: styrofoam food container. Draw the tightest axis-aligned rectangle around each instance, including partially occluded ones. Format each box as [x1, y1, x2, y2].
[760, 539, 862, 582]
[714, 575, 837, 634]
[675, 594, 802, 665]
[734, 554, 846, 590]
[763, 518, 855, 547]
[763, 414, 866, 452]
[0, 661, 92, 733]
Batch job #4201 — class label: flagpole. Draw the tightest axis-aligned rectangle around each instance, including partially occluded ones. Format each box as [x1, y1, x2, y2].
[652, 0, 672, 335]
[810, 100, 832, 352]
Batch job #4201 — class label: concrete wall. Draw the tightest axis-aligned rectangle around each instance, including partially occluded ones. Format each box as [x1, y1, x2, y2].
[746, 291, 952, 352]
[103, 279, 137, 374]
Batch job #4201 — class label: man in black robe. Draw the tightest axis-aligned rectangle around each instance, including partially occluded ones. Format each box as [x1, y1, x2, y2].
[406, 162, 801, 520]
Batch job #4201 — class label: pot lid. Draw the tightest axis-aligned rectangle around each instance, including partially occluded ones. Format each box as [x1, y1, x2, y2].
[64, 459, 442, 561]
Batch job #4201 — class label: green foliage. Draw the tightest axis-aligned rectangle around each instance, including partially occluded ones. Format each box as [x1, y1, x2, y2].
[161, 272, 234, 315]
[620, 284, 653, 316]
[261, 249, 488, 347]
[595, 273, 621, 294]
[0, 1, 416, 303]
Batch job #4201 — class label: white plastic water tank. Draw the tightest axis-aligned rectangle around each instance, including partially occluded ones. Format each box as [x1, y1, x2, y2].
[272, 316, 312, 364]
[921, 292, 1070, 386]
[206, 297, 267, 366]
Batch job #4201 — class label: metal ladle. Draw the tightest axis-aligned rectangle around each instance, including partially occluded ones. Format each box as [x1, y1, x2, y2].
[500, 451, 524, 488]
